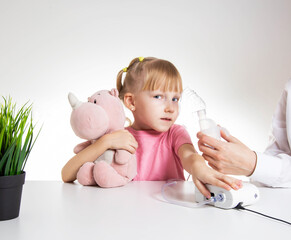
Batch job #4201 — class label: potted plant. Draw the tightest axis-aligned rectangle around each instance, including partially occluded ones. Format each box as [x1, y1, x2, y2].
[0, 97, 40, 221]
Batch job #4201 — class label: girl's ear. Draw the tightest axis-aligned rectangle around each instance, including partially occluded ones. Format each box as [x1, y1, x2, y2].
[124, 93, 136, 111]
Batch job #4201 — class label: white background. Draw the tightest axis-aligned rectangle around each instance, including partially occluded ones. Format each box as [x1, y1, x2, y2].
[1, 0, 291, 180]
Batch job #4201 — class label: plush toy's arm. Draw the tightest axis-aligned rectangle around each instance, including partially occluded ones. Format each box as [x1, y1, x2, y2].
[74, 140, 92, 154]
[114, 149, 132, 164]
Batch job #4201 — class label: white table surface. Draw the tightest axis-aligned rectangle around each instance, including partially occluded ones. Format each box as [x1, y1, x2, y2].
[1, 181, 291, 240]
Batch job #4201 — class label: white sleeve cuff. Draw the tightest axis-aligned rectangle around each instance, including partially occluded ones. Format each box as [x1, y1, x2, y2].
[250, 152, 283, 187]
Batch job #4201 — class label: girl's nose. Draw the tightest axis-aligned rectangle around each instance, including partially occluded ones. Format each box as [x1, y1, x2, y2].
[164, 101, 174, 113]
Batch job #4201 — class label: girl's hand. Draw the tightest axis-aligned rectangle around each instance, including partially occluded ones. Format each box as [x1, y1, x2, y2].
[101, 130, 138, 154]
[62, 129, 137, 183]
[178, 144, 242, 198]
[197, 129, 257, 176]
[191, 158, 243, 198]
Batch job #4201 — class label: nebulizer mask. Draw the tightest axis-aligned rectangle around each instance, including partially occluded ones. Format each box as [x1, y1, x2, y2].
[182, 87, 222, 140]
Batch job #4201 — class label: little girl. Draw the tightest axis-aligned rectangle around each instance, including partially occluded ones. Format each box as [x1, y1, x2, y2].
[62, 57, 242, 198]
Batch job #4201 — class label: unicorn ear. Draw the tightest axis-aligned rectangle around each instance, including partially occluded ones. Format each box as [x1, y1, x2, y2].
[68, 92, 82, 109]
[110, 88, 119, 98]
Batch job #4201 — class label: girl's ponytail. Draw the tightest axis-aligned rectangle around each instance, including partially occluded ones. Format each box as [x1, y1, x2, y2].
[116, 58, 140, 100]
[116, 69, 124, 99]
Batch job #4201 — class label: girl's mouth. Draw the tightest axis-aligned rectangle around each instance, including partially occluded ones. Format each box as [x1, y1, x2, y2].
[161, 118, 171, 121]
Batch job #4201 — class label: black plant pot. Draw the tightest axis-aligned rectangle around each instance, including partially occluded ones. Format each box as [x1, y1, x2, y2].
[0, 171, 25, 221]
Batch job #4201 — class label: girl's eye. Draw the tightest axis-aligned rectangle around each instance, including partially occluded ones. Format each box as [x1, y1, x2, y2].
[172, 97, 179, 102]
[154, 95, 162, 99]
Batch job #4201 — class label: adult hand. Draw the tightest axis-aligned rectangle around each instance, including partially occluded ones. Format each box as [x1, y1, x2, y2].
[197, 129, 257, 176]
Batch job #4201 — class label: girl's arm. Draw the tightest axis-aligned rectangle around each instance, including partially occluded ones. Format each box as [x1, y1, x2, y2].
[61, 130, 138, 183]
[178, 143, 242, 198]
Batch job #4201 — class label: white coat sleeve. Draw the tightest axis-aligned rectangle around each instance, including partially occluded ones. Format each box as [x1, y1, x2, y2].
[250, 80, 291, 187]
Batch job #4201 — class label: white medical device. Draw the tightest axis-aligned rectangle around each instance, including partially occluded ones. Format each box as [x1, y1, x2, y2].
[182, 88, 221, 140]
[162, 181, 290, 225]
[195, 182, 260, 209]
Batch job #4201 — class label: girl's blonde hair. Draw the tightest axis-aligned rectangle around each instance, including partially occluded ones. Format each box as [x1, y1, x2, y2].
[116, 57, 183, 101]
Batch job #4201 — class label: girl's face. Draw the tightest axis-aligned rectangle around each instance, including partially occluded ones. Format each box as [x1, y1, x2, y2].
[131, 90, 181, 132]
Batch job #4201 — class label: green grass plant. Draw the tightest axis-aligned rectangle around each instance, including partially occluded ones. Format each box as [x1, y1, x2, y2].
[0, 97, 40, 176]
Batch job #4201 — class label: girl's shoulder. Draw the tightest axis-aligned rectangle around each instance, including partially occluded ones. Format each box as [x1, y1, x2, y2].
[167, 124, 190, 138]
[168, 124, 193, 151]
[169, 124, 187, 133]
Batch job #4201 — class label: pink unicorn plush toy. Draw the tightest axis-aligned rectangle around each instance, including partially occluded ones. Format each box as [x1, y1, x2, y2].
[68, 89, 137, 187]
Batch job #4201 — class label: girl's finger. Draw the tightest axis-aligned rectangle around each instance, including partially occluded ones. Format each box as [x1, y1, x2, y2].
[194, 179, 211, 198]
[126, 145, 136, 154]
[219, 174, 242, 190]
[209, 177, 232, 191]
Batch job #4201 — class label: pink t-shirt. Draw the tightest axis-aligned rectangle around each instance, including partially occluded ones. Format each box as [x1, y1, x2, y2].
[126, 124, 193, 181]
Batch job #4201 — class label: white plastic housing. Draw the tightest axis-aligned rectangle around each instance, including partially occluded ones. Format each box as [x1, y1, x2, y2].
[199, 118, 221, 140]
[195, 182, 260, 209]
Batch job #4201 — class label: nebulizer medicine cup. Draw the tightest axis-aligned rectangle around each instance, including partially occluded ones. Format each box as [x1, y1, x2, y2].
[199, 118, 221, 140]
